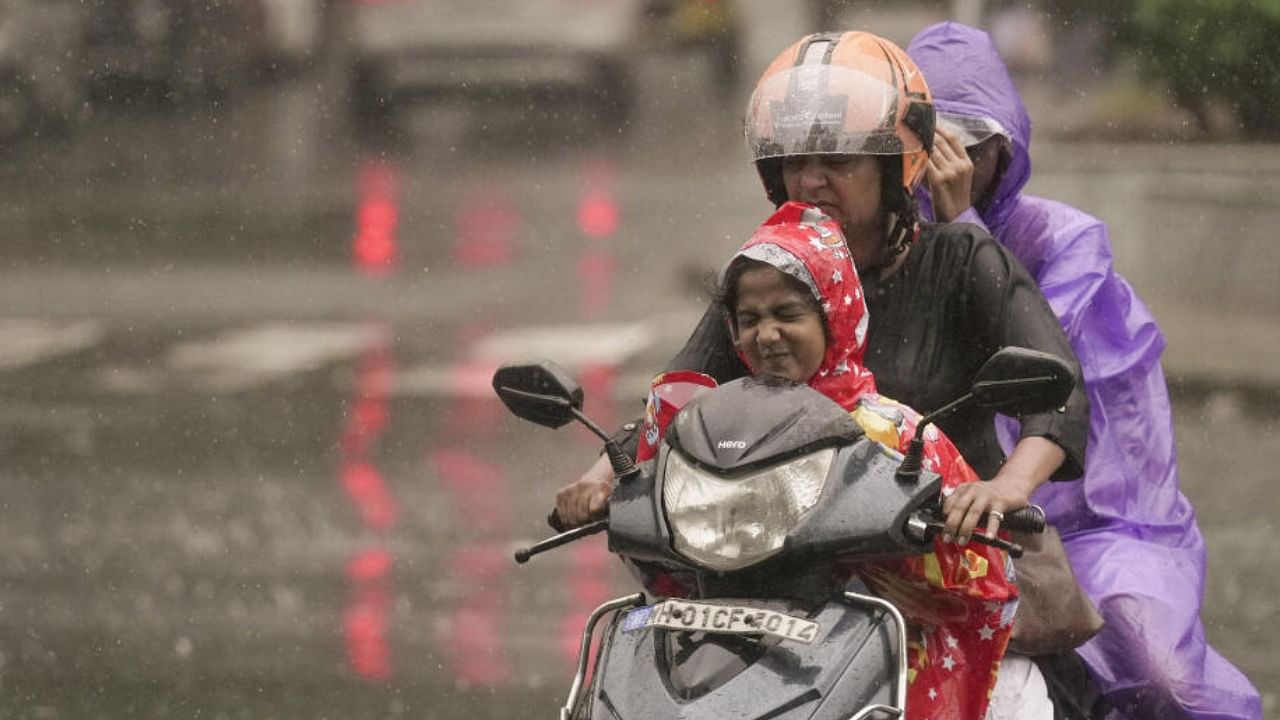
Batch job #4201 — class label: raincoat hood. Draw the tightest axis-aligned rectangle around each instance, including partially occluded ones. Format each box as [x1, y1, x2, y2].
[907, 22, 1031, 230]
[728, 201, 876, 410]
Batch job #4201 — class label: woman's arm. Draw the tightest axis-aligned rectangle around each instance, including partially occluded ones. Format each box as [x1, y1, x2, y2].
[555, 453, 614, 527]
[939, 234, 1089, 541]
[554, 304, 747, 527]
[963, 235, 1089, 479]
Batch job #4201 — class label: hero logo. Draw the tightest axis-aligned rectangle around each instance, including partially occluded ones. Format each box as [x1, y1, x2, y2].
[717, 439, 747, 450]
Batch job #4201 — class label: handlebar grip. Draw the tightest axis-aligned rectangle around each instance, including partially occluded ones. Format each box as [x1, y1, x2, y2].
[547, 510, 570, 533]
[1000, 505, 1046, 534]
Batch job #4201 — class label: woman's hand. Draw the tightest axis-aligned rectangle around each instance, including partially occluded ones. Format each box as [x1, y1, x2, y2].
[925, 125, 975, 223]
[942, 437, 1065, 544]
[554, 453, 614, 527]
[941, 476, 1031, 545]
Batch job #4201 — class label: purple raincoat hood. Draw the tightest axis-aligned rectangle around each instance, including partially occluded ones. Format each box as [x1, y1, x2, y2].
[907, 22, 1030, 231]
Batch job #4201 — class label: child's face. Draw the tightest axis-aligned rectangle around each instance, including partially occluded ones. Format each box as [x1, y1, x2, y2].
[732, 266, 826, 383]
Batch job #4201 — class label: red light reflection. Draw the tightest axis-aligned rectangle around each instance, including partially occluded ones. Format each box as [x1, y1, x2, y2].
[445, 546, 512, 686]
[428, 324, 516, 687]
[577, 190, 619, 239]
[353, 161, 400, 276]
[341, 462, 398, 533]
[576, 157, 620, 318]
[576, 158, 620, 240]
[453, 182, 520, 268]
[344, 549, 394, 680]
[339, 332, 400, 681]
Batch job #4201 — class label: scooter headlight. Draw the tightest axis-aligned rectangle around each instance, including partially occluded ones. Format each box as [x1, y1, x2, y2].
[663, 448, 835, 572]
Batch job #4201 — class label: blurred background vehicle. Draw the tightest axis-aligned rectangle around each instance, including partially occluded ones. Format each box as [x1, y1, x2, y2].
[257, 0, 329, 73]
[0, 0, 88, 143]
[640, 0, 742, 96]
[342, 0, 645, 132]
[81, 0, 267, 104]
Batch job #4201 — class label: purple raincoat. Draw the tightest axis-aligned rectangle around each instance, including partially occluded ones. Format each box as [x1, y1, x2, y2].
[908, 22, 1261, 720]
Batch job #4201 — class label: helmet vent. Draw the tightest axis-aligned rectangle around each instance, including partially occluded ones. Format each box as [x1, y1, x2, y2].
[800, 40, 831, 66]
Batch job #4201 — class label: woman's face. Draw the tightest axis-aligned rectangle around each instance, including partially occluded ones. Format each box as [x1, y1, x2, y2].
[781, 154, 884, 269]
[967, 135, 1008, 210]
[732, 266, 826, 383]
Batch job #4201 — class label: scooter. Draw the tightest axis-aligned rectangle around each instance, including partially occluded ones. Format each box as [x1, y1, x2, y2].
[495, 347, 1073, 720]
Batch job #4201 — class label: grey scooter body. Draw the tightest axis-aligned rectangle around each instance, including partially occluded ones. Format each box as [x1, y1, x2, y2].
[574, 593, 908, 720]
[565, 377, 937, 720]
[494, 349, 1076, 720]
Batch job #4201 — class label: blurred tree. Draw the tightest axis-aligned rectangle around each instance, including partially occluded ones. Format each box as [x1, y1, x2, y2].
[1129, 0, 1280, 136]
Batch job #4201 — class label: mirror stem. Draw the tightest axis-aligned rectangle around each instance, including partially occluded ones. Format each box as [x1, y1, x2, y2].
[895, 392, 972, 483]
[895, 434, 928, 483]
[572, 408, 641, 482]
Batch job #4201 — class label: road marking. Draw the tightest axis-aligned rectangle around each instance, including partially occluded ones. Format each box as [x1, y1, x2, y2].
[167, 322, 388, 392]
[472, 322, 652, 367]
[0, 318, 106, 371]
[395, 321, 654, 397]
[97, 322, 388, 394]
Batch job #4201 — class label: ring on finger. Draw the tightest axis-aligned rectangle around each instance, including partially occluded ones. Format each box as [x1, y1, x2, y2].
[989, 510, 1004, 523]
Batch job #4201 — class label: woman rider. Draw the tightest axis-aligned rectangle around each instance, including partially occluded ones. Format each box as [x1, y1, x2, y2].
[556, 31, 1089, 550]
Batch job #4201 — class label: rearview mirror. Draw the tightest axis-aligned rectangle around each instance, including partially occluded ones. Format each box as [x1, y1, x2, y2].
[492, 361, 584, 429]
[971, 347, 1075, 416]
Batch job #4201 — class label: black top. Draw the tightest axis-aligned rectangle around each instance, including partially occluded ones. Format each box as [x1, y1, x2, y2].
[664, 222, 1088, 481]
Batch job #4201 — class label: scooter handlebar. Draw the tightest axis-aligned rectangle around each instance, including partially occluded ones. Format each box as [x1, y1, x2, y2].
[515, 518, 609, 564]
[548, 510, 570, 533]
[999, 504, 1046, 534]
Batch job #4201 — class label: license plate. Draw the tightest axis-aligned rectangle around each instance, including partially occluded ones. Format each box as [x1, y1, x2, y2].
[622, 600, 820, 644]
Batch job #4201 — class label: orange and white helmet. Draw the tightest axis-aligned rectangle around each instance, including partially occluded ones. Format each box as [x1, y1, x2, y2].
[746, 31, 935, 206]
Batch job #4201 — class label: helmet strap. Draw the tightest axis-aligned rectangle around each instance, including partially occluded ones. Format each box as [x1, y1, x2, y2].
[884, 211, 914, 260]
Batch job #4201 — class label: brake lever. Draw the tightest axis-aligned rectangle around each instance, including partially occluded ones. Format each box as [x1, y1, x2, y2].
[905, 517, 1024, 559]
[963, 526, 1024, 559]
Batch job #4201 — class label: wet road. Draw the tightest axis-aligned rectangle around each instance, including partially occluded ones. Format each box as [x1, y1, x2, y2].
[0, 58, 1275, 717]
